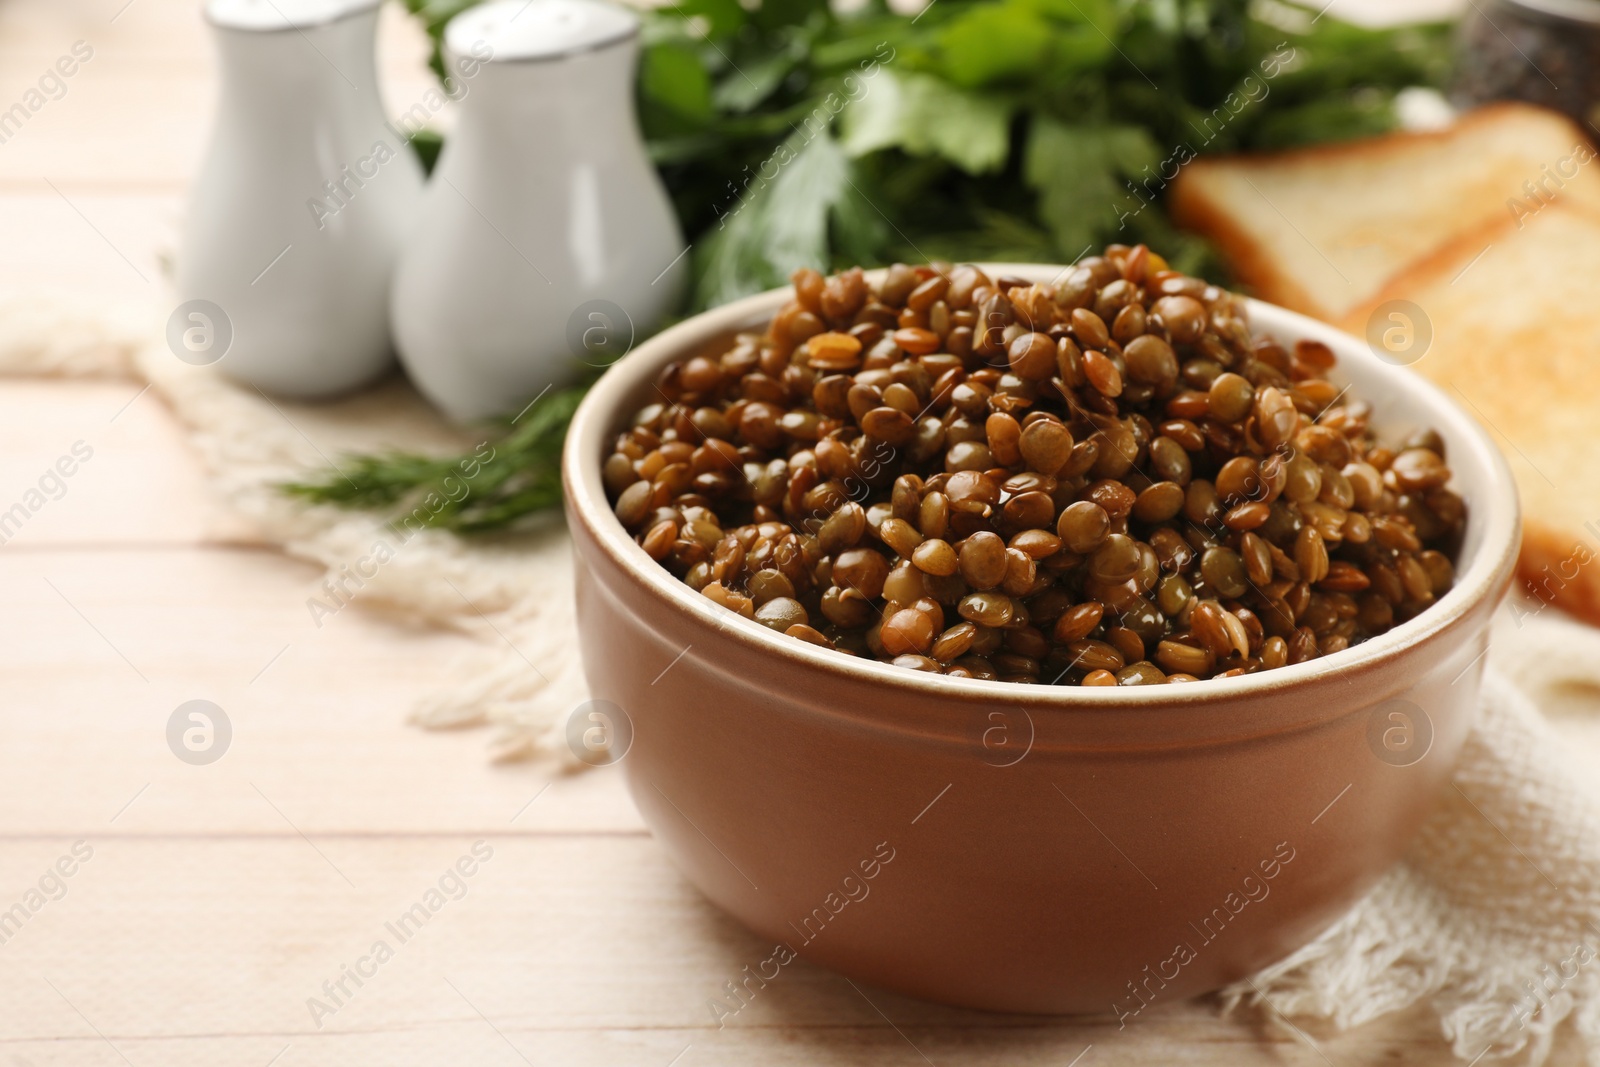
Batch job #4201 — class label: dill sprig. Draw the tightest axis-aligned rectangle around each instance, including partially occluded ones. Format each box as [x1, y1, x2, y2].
[280, 385, 587, 533]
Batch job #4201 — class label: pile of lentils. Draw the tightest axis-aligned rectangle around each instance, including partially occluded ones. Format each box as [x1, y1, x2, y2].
[605, 246, 1463, 686]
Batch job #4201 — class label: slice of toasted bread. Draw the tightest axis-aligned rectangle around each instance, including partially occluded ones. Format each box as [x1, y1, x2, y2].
[1171, 103, 1600, 322]
[1339, 201, 1600, 624]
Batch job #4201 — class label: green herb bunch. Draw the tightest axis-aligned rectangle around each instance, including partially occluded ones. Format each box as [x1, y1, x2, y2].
[282, 382, 587, 532]
[283, 0, 1449, 532]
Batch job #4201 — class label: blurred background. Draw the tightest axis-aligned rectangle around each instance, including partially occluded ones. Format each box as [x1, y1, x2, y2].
[1, 0, 1473, 307]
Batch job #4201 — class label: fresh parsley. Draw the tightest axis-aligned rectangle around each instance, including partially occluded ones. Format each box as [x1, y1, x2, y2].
[283, 0, 1449, 531]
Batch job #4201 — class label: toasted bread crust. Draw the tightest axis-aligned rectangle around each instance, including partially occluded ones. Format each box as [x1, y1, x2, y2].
[1340, 203, 1600, 627]
[1333, 211, 1520, 328]
[1335, 199, 1600, 317]
[1171, 102, 1596, 322]
[1519, 521, 1600, 625]
[1175, 107, 1600, 627]
[1167, 173, 1325, 315]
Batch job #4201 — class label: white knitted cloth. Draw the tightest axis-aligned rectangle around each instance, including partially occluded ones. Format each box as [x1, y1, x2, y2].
[8, 295, 1600, 1063]
[8, 295, 589, 762]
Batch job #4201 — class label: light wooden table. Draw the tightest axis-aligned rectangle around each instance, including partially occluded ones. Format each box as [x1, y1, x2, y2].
[0, 1, 1579, 1064]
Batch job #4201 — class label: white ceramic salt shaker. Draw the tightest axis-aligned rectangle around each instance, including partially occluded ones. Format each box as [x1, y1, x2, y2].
[391, 0, 688, 423]
[179, 0, 423, 397]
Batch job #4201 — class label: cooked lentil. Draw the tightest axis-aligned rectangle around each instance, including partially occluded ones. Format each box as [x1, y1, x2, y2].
[606, 246, 1464, 686]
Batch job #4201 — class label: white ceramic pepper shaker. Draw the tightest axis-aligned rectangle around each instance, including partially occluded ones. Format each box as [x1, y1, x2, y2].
[391, 0, 688, 423]
[179, 0, 423, 397]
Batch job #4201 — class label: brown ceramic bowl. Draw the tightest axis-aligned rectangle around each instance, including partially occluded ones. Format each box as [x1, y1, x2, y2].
[562, 265, 1519, 1015]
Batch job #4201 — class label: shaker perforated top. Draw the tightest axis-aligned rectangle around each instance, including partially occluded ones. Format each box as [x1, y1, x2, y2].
[205, 0, 381, 30]
[446, 0, 639, 61]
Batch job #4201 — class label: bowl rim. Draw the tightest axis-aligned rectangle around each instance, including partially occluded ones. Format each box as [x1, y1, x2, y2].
[562, 263, 1521, 710]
